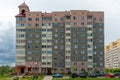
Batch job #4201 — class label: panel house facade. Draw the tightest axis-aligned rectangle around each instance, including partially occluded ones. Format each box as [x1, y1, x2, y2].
[105, 39, 120, 69]
[15, 2, 104, 74]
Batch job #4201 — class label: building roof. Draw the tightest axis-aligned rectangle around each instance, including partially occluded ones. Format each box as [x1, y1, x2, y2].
[19, 2, 28, 7]
[15, 13, 26, 17]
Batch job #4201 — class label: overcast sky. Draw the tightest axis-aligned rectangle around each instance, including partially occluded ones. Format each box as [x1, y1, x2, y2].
[0, 0, 120, 66]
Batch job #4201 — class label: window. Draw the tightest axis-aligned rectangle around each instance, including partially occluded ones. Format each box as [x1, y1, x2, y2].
[47, 29, 52, 32]
[73, 44, 78, 48]
[73, 22, 77, 26]
[54, 34, 58, 37]
[87, 16, 92, 19]
[54, 40, 58, 43]
[35, 23, 39, 27]
[81, 51, 85, 54]
[42, 17, 46, 20]
[54, 45, 58, 49]
[60, 40, 64, 43]
[42, 62, 46, 65]
[42, 45, 46, 48]
[66, 39, 71, 42]
[27, 51, 32, 54]
[99, 45, 103, 49]
[66, 27, 71, 31]
[28, 29, 33, 32]
[94, 51, 96, 54]
[42, 51, 46, 53]
[99, 28, 103, 32]
[66, 33, 71, 36]
[66, 22, 70, 25]
[27, 34, 32, 38]
[88, 44, 93, 48]
[81, 22, 84, 26]
[42, 39, 46, 43]
[87, 22, 92, 25]
[35, 34, 39, 38]
[36, 18, 39, 21]
[98, 23, 103, 27]
[35, 29, 40, 33]
[35, 45, 39, 49]
[87, 33, 92, 36]
[87, 27, 92, 31]
[27, 45, 32, 49]
[28, 18, 32, 21]
[66, 44, 70, 48]
[60, 29, 64, 32]
[66, 50, 71, 54]
[27, 40, 32, 43]
[99, 40, 103, 43]
[81, 28, 86, 31]
[81, 56, 85, 60]
[42, 34, 46, 37]
[16, 17, 25, 21]
[88, 50, 93, 54]
[42, 29, 46, 31]
[93, 18, 96, 21]
[47, 45, 52, 48]
[81, 63, 84, 66]
[16, 24, 25, 27]
[35, 39, 39, 43]
[73, 33, 77, 37]
[87, 39, 92, 42]
[66, 16, 70, 19]
[60, 18, 64, 21]
[28, 24, 32, 27]
[99, 18, 102, 21]
[81, 16, 84, 20]
[27, 57, 32, 60]
[73, 16, 77, 20]
[47, 51, 52, 54]
[73, 50, 78, 54]
[42, 23, 46, 26]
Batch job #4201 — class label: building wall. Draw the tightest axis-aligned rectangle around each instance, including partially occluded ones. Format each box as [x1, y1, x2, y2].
[105, 39, 120, 69]
[16, 3, 104, 74]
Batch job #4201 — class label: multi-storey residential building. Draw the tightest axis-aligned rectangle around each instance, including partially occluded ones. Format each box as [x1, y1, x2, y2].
[105, 39, 120, 69]
[15, 2, 104, 74]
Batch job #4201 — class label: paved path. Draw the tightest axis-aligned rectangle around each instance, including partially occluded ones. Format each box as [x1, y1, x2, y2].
[43, 75, 53, 80]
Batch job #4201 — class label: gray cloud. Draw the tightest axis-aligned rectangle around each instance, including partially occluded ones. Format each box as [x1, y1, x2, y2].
[0, 22, 15, 66]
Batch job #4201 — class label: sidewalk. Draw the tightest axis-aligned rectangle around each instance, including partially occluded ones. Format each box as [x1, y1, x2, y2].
[43, 75, 53, 80]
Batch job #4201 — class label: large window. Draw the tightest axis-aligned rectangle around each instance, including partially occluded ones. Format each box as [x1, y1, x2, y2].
[28, 18, 32, 21]
[16, 17, 25, 21]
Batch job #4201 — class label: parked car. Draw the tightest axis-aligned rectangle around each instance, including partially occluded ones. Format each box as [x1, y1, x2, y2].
[114, 72, 120, 76]
[53, 73, 63, 78]
[70, 73, 78, 78]
[105, 73, 115, 78]
[98, 73, 106, 77]
[79, 73, 87, 78]
[87, 73, 98, 77]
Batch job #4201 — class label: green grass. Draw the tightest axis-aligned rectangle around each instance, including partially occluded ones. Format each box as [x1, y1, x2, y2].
[0, 74, 44, 80]
[53, 78, 120, 80]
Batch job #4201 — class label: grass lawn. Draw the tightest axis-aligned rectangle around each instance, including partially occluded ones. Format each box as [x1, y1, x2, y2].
[53, 78, 120, 80]
[0, 75, 44, 80]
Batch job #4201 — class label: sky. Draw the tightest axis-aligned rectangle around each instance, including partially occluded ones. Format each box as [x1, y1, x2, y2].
[0, 0, 120, 66]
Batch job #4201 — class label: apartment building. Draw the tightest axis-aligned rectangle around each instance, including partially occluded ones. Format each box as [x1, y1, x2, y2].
[105, 39, 120, 69]
[15, 2, 104, 74]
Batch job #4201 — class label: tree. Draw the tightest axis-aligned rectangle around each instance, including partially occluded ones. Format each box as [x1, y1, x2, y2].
[0, 65, 14, 76]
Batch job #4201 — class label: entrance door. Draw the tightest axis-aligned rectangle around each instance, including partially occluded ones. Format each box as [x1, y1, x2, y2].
[21, 68, 24, 73]
[47, 68, 52, 75]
